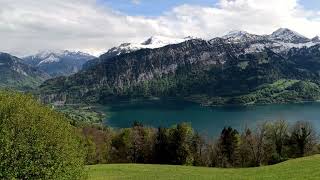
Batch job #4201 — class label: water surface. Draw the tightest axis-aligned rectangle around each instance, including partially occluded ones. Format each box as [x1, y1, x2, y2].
[103, 100, 320, 136]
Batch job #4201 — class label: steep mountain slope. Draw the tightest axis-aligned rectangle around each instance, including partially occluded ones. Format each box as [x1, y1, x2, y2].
[268, 28, 310, 43]
[222, 28, 317, 55]
[103, 36, 195, 58]
[39, 28, 320, 105]
[0, 52, 49, 90]
[83, 36, 194, 70]
[23, 50, 95, 77]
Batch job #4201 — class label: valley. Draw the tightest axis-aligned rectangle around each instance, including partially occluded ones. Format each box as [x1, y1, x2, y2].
[3, 1, 320, 179]
[3, 28, 320, 126]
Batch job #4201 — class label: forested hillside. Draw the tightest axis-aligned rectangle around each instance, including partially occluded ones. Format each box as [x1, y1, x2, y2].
[0, 53, 49, 90]
[40, 39, 320, 106]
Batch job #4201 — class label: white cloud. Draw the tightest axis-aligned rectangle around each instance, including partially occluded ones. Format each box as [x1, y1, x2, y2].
[0, 0, 320, 57]
[131, 0, 141, 5]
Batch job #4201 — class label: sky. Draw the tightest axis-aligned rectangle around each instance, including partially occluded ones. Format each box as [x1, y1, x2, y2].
[102, 0, 219, 16]
[1, 0, 320, 57]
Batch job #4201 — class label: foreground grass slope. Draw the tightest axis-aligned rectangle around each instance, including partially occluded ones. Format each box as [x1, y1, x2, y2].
[88, 155, 320, 180]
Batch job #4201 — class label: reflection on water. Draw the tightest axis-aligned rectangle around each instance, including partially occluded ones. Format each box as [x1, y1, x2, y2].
[103, 100, 320, 136]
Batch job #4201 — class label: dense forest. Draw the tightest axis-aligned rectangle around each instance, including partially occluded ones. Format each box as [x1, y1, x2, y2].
[1, 91, 319, 179]
[81, 120, 319, 167]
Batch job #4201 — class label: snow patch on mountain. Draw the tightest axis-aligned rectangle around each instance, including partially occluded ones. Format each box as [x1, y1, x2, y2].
[141, 36, 193, 48]
[24, 50, 94, 66]
[106, 36, 196, 57]
[222, 30, 266, 43]
[38, 54, 60, 65]
[23, 50, 95, 77]
[312, 36, 320, 43]
[220, 28, 319, 55]
[28, 50, 93, 62]
[269, 28, 310, 44]
[245, 41, 318, 54]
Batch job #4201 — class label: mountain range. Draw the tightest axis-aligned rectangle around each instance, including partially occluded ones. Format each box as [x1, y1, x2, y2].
[23, 50, 95, 77]
[37, 28, 320, 105]
[0, 36, 194, 90]
[0, 52, 49, 90]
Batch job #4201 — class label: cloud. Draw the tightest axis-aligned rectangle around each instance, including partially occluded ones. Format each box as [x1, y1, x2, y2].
[0, 0, 320, 57]
[131, 0, 141, 5]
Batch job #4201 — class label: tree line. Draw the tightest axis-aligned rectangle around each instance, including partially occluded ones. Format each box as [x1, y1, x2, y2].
[81, 120, 319, 167]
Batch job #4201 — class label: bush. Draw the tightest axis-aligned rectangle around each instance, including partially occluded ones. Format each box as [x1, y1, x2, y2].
[0, 91, 86, 179]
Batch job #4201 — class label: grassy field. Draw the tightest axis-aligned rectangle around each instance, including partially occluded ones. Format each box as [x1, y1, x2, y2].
[87, 155, 320, 180]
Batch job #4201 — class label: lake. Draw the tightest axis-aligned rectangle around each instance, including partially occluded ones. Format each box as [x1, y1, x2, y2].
[104, 100, 320, 136]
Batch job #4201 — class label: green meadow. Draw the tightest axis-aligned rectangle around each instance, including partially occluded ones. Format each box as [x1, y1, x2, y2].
[87, 155, 320, 180]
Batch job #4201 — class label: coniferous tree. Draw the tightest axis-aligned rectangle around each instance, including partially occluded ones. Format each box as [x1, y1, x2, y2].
[289, 121, 317, 157]
[154, 127, 170, 164]
[217, 127, 240, 167]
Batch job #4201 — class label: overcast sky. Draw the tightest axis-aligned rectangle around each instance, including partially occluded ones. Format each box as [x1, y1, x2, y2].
[1, 0, 320, 57]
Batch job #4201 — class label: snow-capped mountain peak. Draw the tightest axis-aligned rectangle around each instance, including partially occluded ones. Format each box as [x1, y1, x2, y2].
[269, 28, 310, 43]
[141, 35, 192, 47]
[23, 50, 95, 77]
[222, 30, 263, 42]
[217, 28, 319, 55]
[38, 54, 60, 65]
[271, 28, 301, 36]
[223, 30, 250, 38]
[31, 50, 93, 60]
[103, 35, 195, 58]
[311, 36, 320, 43]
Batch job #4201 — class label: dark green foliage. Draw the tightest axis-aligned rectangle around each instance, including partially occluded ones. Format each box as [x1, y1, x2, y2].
[154, 127, 171, 164]
[108, 125, 156, 164]
[110, 129, 132, 163]
[0, 91, 85, 179]
[191, 132, 206, 166]
[168, 123, 194, 165]
[239, 129, 255, 167]
[80, 120, 319, 169]
[289, 121, 317, 157]
[266, 120, 289, 158]
[153, 124, 198, 165]
[82, 125, 112, 164]
[216, 127, 240, 167]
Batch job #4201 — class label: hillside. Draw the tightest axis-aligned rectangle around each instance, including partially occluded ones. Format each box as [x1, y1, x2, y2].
[87, 155, 320, 180]
[39, 30, 320, 105]
[0, 52, 49, 90]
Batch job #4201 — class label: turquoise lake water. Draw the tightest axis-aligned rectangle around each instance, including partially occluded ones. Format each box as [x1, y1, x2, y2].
[104, 100, 320, 136]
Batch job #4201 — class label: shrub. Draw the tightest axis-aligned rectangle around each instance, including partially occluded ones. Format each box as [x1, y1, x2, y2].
[0, 91, 86, 179]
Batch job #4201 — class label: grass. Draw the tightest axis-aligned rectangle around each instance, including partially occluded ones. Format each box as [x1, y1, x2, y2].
[87, 155, 320, 180]
[55, 104, 107, 124]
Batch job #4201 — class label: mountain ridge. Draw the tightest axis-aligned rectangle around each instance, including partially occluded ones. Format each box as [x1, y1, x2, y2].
[39, 28, 320, 105]
[0, 52, 49, 90]
[23, 50, 95, 77]
[83, 36, 196, 70]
